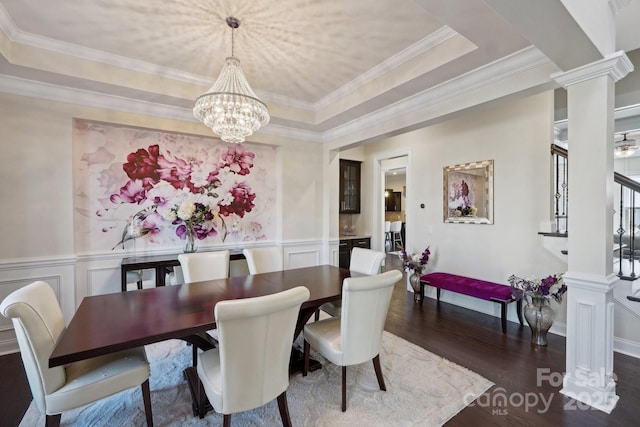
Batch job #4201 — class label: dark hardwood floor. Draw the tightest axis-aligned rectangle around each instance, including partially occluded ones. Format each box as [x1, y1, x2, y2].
[2, 255, 639, 426]
[381, 255, 640, 426]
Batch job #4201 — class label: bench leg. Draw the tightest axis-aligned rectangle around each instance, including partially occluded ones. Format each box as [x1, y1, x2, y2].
[499, 301, 507, 334]
[516, 300, 524, 325]
[419, 282, 425, 306]
[436, 288, 441, 303]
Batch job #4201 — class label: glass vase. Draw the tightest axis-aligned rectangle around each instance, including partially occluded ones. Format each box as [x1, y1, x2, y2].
[409, 272, 422, 302]
[524, 296, 554, 346]
[184, 225, 197, 253]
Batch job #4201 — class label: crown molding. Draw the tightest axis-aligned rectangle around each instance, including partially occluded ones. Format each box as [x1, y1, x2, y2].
[324, 46, 552, 142]
[0, 2, 17, 39]
[0, 74, 194, 121]
[0, 74, 325, 143]
[0, 9, 211, 88]
[0, 45, 553, 147]
[552, 51, 634, 87]
[259, 123, 323, 144]
[0, 5, 460, 117]
[313, 26, 459, 111]
[555, 103, 640, 143]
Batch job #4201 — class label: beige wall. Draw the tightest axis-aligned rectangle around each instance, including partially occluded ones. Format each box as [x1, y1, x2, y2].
[361, 91, 570, 322]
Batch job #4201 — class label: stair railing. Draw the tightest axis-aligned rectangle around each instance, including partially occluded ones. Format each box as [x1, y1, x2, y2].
[551, 145, 568, 235]
[551, 144, 640, 281]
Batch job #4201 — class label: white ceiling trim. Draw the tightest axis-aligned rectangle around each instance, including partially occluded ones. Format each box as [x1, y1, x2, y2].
[0, 6, 461, 115]
[0, 46, 552, 147]
[313, 26, 459, 111]
[0, 2, 16, 39]
[323, 46, 552, 143]
[0, 4, 457, 117]
[0, 73, 326, 143]
[555, 103, 640, 143]
[552, 50, 634, 87]
[0, 7, 210, 86]
[258, 123, 323, 144]
[0, 74, 194, 121]
[0, 14, 315, 113]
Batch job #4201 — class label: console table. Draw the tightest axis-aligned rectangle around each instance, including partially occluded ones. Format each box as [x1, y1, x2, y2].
[121, 250, 245, 291]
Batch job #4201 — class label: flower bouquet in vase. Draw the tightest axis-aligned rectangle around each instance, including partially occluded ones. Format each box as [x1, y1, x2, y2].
[508, 273, 566, 346]
[400, 245, 431, 302]
[164, 200, 216, 253]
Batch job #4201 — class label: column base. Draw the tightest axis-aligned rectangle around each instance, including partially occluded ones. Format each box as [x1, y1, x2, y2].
[560, 373, 619, 414]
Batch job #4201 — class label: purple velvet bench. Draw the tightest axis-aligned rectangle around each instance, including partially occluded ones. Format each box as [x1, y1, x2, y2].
[419, 272, 523, 334]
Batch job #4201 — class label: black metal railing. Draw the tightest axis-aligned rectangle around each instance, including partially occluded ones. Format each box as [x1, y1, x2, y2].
[551, 144, 640, 280]
[551, 145, 568, 235]
[614, 172, 640, 280]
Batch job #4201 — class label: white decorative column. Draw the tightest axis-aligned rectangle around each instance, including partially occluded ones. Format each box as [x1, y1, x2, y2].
[552, 52, 633, 413]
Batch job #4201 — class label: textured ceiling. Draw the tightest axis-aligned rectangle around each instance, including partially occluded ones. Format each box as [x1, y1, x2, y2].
[0, 0, 639, 142]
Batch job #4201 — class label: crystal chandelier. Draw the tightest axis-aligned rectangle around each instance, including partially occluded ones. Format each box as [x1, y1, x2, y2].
[193, 17, 269, 144]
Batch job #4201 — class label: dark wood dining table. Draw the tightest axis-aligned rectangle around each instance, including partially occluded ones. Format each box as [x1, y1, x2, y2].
[49, 264, 354, 415]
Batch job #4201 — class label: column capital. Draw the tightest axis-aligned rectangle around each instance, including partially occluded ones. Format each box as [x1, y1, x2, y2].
[551, 51, 634, 88]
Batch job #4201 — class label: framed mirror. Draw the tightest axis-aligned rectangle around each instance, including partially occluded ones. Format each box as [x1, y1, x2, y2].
[443, 159, 494, 224]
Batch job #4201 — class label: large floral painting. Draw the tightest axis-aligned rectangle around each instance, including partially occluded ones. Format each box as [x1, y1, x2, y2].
[73, 120, 277, 253]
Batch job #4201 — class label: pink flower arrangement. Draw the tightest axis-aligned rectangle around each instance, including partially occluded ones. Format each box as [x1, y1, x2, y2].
[108, 144, 259, 248]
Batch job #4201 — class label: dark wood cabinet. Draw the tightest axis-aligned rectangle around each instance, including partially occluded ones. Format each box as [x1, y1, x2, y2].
[338, 240, 351, 269]
[385, 189, 401, 211]
[339, 160, 361, 214]
[338, 237, 371, 269]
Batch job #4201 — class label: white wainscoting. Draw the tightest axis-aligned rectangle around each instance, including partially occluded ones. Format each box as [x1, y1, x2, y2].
[0, 240, 332, 355]
[0, 256, 76, 355]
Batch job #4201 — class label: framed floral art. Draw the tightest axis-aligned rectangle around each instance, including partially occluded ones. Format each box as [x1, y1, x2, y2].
[72, 119, 277, 253]
[443, 159, 494, 224]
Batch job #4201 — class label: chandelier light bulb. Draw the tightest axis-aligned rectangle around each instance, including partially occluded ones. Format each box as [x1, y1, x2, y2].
[193, 17, 269, 144]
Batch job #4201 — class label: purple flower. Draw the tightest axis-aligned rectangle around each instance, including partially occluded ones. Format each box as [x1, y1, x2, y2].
[508, 274, 566, 303]
[400, 245, 430, 273]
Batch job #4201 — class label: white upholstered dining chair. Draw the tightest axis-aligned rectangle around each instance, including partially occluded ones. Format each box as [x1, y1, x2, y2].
[303, 269, 402, 412]
[242, 246, 284, 274]
[178, 251, 231, 365]
[0, 281, 153, 427]
[319, 247, 386, 318]
[196, 286, 310, 425]
[178, 250, 230, 283]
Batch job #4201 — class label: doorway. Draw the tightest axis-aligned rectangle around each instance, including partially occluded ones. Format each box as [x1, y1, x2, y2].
[382, 156, 408, 253]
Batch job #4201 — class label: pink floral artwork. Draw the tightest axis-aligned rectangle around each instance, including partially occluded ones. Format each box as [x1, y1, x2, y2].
[447, 171, 477, 214]
[73, 120, 276, 252]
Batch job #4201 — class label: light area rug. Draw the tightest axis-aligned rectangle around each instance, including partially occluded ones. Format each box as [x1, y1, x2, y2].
[20, 332, 492, 427]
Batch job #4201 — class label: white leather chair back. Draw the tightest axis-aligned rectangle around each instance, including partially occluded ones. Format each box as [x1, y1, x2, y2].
[0, 281, 66, 413]
[178, 251, 230, 283]
[384, 221, 391, 232]
[390, 221, 402, 233]
[340, 270, 402, 365]
[349, 247, 385, 275]
[215, 286, 310, 414]
[242, 246, 284, 274]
